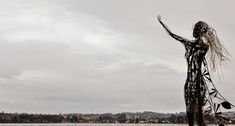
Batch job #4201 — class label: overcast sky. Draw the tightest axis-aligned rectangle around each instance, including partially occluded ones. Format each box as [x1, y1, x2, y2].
[0, 0, 235, 114]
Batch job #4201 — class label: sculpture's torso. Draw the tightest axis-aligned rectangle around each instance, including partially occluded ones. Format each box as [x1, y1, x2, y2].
[184, 39, 209, 112]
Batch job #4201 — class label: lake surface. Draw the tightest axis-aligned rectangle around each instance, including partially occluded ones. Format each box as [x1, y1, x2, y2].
[0, 124, 234, 126]
[0, 124, 203, 126]
[0, 124, 191, 126]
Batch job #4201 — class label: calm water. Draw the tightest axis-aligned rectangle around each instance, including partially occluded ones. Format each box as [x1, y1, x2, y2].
[0, 124, 182, 126]
[0, 124, 191, 126]
[0, 124, 233, 126]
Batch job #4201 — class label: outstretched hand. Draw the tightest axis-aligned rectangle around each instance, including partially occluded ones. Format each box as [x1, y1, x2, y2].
[157, 15, 162, 23]
[157, 15, 171, 35]
[157, 15, 191, 44]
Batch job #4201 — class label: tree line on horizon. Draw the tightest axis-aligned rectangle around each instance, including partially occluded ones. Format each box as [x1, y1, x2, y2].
[0, 111, 234, 124]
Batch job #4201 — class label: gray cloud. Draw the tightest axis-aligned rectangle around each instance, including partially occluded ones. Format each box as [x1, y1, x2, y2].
[0, 0, 234, 114]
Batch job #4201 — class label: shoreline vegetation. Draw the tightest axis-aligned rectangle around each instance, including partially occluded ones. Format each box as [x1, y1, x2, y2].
[0, 111, 235, 124]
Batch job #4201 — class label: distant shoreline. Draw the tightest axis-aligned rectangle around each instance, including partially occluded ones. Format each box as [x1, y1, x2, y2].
[0, 111, 234, 124]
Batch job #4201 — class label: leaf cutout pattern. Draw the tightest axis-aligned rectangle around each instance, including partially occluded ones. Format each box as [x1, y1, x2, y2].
[221, 102, 232, 109]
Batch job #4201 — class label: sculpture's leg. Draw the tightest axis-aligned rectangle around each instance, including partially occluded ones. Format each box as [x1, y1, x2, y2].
[196, 88, 206, 126]
[196, 105, 206, 126]
[196, 79, 206, 126]
[187, 111, 194, 126]
[185, 84, 194, 126]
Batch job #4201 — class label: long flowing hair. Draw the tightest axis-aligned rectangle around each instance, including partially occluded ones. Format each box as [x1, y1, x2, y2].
[203, 24, 230, 72]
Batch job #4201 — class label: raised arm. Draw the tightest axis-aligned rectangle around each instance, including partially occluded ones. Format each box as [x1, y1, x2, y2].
[158, 16, 192, 45]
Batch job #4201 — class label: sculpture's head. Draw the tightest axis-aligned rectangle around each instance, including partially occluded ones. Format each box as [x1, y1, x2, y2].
[193, 21, 209, 38]
[193, 21, 229, 72]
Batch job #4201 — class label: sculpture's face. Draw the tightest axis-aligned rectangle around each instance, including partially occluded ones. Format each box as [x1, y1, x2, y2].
[193, 21, 209, 38]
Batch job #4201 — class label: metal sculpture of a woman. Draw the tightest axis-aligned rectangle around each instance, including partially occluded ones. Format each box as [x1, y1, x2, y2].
[158, 16, 234, 126]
